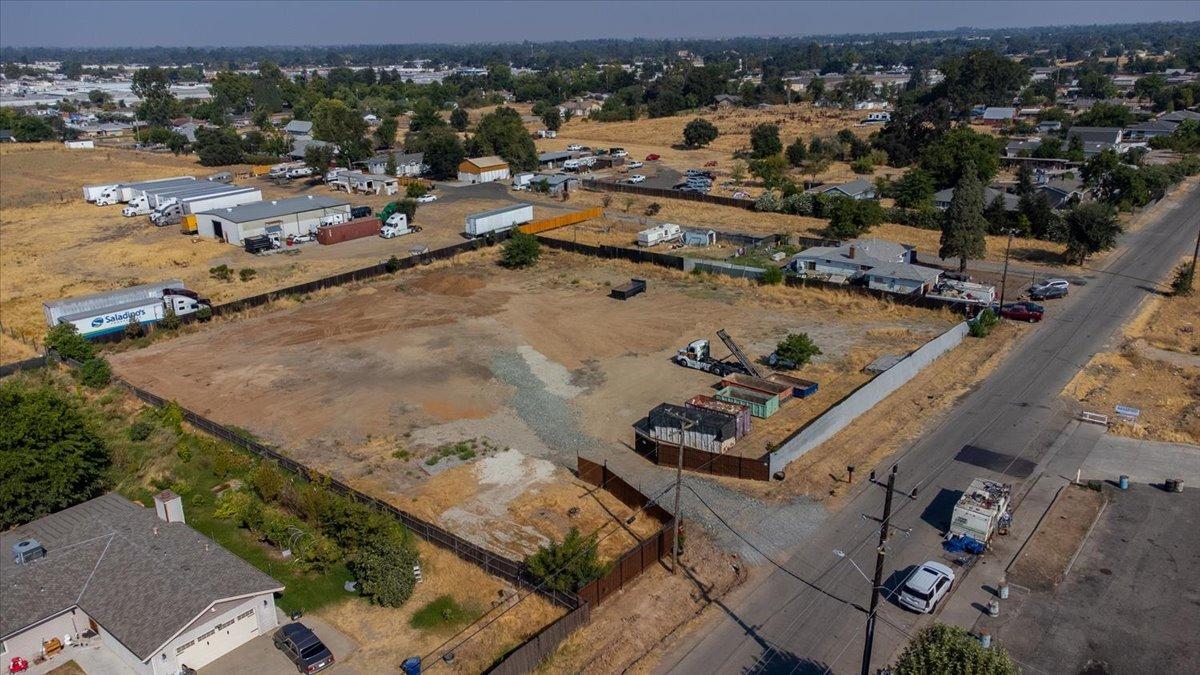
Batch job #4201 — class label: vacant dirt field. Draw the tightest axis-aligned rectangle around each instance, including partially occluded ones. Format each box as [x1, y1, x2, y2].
[0, 143, 531, 342]
[109, 250, 948, 555]
[1066, 282, 1200, 445]
[1008, 486, 1106, 592]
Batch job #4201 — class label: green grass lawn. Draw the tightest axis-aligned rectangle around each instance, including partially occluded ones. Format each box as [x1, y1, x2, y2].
[409, 595, 483, 632]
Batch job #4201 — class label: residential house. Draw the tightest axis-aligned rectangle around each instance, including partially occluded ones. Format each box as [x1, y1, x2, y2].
[1035, 120, 1063, 134]
[356, 151, 426, 177]
[457, 155, 510, 184]
[173, 121, 201, 143]
[853, 98, 889, 111]
[863, 261, 942, 295]
[1123, 119, 1177, 142]
[557, 99, 602, 118]
[1159, 109, 1200, 125]
[1005, 137, 1043, 157]
[805, 178, 877, 200]
[981, 107, 1017, 125]
[864, 111, 891, 124]
[1035, 177, 1086, 209]
[1, 492, 283, 674]
[289, 138, 333, 160]
[788, 238, 913, 279]
[934, 186, 1020, 211]
[282, 119, 313, 141]
[1030, 67, 1059, 83]
[713, 94, 743, 108]
[1067, 126, 1124, 156]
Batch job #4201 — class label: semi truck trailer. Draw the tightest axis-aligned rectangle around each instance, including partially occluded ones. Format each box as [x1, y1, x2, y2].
[150, 187, 262, 227]
[44, 281, 210, 339]
[94, 176, 197, 205]
[124, 182, 254, 217]
[463, 203, 533, 238]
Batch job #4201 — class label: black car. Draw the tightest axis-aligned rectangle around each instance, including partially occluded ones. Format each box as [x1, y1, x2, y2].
[274, 622, 334, 674]
[1029, 284, 1067, 300]
[350, 205, 373, 219]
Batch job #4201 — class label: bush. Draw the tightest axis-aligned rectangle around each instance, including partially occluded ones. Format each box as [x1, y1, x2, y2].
[968, 308, 998, 338]
[645, 202, 662, 216]
[524, 527, 605, 593]
[760, 266, 784, 285]
[250, 462, 286, 502]
[353, 533, 420, 607]
[780, 192, 814, 216]
[682, 118, 719, 147]
[851, 157, 874, 174]
[158, 305, 181, 331]
[825, 197, 884, 238]
[209, 264, 232, 282]
[213, 489, 256, 523]
[774, 333, 822, 368]
[45, 323, 94, 362]
[410, 595, 479, 631]
[211, 446, 254, 478]
[123, 316, 144, 340]
[195, 305, 213, 321]
[128, 419, 155, 441]
[78, 357, 112, 388]
[238, 268, 257, 282]
[893, 623, 1015, 675]
[500, 232, 540, 268]
[385, 255, 401, 273]
[754, 190, 782, 213]
[1170, 261, 1195, 296]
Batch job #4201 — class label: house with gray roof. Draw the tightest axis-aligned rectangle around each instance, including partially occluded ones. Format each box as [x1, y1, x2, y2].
[933, 186, 1020, 212]
[863, 261, 943, 295]
[788, 238, 912, 279]
[1067, 126, 1125, 156]
[288, 138, 333, 160]
[282, 119, 313, 140]
[1, 492, 282, 674]
[805, 178, 877, 200]
[981, 107, 1017, 125]
[356, 151, 426, 177]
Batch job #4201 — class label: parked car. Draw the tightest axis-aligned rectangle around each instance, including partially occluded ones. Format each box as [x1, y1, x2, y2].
[646, 153, 661, 161]
[999, 302, 1044, 322]
[1029, 279, 1070, 300]
[274, 623, 334, 674]
[350, 205, 373, 219]
[898, 561, 955, 613]
[733, 191, 750, 199]
[610, 147, 628, 157]
[566, 144, 583, 151]
[415, 193, 439, 203]
[626, 174, 646, 184]
[289, 233, 314, 244]
[627, 161, 644, 169]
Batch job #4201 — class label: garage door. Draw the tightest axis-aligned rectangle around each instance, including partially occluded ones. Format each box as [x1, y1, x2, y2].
[174, 608, 259, 670]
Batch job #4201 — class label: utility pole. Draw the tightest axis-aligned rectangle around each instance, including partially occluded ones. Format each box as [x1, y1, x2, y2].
[860, 465, 917, 675]
[1188, 216, 1200, 292]
[998, 228, 1015, 310]
[666, 410, 695, 575]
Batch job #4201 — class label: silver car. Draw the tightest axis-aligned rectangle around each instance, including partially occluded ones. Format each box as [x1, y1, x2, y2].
[898, 561, 955, 613]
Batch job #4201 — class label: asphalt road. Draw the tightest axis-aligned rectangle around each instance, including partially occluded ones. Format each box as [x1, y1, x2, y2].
[657, 183, 1200, 675]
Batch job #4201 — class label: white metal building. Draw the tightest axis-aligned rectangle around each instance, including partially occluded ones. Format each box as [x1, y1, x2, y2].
[457, 155, 511, 184]
[196, 195, 351, 245]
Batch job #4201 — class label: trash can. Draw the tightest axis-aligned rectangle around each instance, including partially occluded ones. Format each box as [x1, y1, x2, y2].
[1118, 475, 1129, 490]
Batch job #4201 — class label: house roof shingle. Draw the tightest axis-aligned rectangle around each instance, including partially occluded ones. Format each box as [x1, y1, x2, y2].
[0, 494, 282, 660]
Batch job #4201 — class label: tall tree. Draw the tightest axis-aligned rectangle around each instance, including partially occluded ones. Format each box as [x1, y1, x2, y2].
[785, 136, 808, 167]
[683, 118, 719, 147]
[541, 108, 562, 132]
[1064, 202, 1122, 264]
[940, 161, 988, 271]
[131, 65, 176, 126]
[405, 126, 465, 179]
[374, 116, 398, 149]
[918, 127, 1001, 187]
[465, 106, 536, 170]
[311, 98, 369, 159]
[750, 122, 782, 158]
[893, 623, 1015, 675]
[449, 106, 470, 132]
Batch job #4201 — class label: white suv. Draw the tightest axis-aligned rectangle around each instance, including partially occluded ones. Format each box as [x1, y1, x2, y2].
[897, 561, 955, 613]
[627, 174, 646, 183]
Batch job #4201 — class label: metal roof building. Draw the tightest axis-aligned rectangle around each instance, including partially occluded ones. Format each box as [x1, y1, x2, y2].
[196, 195, 350, 245]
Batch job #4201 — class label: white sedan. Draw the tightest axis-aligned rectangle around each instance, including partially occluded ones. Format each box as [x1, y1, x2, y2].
[627, 161, 645, 169]
[566, 144, 583, 151]
[626, 174, 646, 184]
[415, 193, 439, 203]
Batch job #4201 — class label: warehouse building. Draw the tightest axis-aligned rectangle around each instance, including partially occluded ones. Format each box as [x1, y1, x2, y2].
[457, 155, 511, 184]
[196, 195, 351, 245]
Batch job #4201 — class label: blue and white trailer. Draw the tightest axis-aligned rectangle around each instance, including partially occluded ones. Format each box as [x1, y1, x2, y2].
[44, 280, 209, 339]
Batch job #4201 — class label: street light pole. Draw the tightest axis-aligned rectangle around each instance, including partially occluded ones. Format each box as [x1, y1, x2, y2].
[666, 411, 695, 575]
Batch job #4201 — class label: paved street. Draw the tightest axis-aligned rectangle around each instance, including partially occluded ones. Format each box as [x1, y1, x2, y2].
[657, 183, 1200, 674]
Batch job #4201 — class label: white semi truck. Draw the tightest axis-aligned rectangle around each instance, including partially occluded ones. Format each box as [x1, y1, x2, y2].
[44, 281, 210, 339]
[149, 187, 263, 227]
[380, 213, 422, 238]
[463, 203, 534, 238]
[94, 176, 197, 206]
[124, 182, 254, 217]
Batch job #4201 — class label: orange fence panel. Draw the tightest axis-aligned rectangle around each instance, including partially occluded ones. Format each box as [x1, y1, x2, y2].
[519, 207, 603, 234]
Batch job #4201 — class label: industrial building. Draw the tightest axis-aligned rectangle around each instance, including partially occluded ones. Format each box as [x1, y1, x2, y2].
[457, 155, 511, 184]
[196, 195, 351, 245]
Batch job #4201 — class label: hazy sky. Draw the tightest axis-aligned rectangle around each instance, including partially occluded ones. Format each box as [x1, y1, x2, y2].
[2, 0, 1198, 49]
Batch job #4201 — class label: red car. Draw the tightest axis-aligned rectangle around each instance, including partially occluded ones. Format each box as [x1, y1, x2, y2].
[646, 153, 661, 161]
[999, 302, 1044, 322]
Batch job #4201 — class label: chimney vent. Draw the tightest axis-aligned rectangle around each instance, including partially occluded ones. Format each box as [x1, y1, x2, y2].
[848, 245, 857, 260]
[153, 489, 186, 524]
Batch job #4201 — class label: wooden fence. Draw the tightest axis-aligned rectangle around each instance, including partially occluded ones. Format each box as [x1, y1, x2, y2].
[582, 179, 756, 210]
[633, 433, 772, 481]
[486, 604, 591, 675]
[520, 207, 603, 234]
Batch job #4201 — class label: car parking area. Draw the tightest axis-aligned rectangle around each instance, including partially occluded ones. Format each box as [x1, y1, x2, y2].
[201, 613, 358, 675]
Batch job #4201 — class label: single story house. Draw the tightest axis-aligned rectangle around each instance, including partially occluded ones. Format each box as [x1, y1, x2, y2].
[283, 119, 313, 140]
[557, 99, 602, 118]
[332, 170, 398, 196]
[713, 94, 743, 108]
[788, 238, 912, 279]
[1, 492, 282, 675]
[1005, 138, 1043, 157]
[1159, 109, 1200, 125]
[537, 150, 575, 167]
[981, 107, 1017, 125]
[934, 186, 1020, 211]
[806, 178, 877, 200]
[1123, 120, 1176, 141]
[1035, 120, 1063, 134]
[197, 194, 351, 245]
[1036, 177, 1086, 209]
[289, 138, 333, 160]
[1066, 126, 1125, 156]
[458, 155, 510, 184]
[356, 151, 426, 177]
[863, 261, 942, 295]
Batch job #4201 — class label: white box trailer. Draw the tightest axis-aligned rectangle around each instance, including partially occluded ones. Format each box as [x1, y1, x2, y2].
[44, 280, 208, 339]
[125, 182, 252, 216]
[112, 176, 197, 203]
[83, 183, 119, 202]
[150, 187, 263, 226]
[637, 223, 682, 247]
[949, 478, 1012, 544]
[464, 203, 534, 238]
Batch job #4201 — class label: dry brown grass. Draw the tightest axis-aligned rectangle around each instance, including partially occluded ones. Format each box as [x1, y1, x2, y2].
[316, 540, 562, 674]
[0, 331, 40, 361]
[1008, 486, 1105, 592]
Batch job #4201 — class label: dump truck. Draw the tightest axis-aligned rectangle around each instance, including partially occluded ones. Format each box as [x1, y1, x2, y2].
[674, 338, 750, 377]
[949, 478, 1012, 545]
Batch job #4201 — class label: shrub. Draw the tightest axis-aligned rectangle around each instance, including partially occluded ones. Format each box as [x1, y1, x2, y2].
[1170, 261, 1195, 296]
[645, 202, 662, 216]
[45, 323, 94, 362]
[213, 489, 255, 522]
[851, 157, 874, 174]
[384, 255, 401, 273]
[128, 419, 155, 441]
[893, 623, 1015, 675]
[195, 305, 213, 320]
[250, 462, 286, 502]
[410, 595, 479, 631]
[123, 315, 144, 339]
[524, 527, 605, 593]
[353, 533, 420, 607]
[754, 190, 782, 213]
[209, 264, 232, 282]
[760, 266, 784, 285]
[211, 446, 253, 478]
[781, 192, 814, 216]
[78, 357, 112, 388]
[300, 534, 341, 573]
[238, 268, 257, 282]
[774, 333, 822, 367]
[968, 308, 998, 338]
[500, 232, 540, 268]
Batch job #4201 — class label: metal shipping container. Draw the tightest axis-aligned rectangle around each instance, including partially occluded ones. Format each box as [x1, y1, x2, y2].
[646, 403, 737, 453]
[686, 395, 751, 439]
[464, 203, 534, 237]
[767, 373, 820, 398]
[715, 386, 780, 419]
[316, 216, 384, 245]
[720, 373, 794, 402]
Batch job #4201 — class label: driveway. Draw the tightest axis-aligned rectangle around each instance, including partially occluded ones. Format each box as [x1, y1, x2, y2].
[201, 612, 358, 675]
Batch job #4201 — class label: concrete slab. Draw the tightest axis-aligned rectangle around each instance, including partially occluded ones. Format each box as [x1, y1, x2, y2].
[1081, 436, 1200, 486]
[200, 611, 358, 675]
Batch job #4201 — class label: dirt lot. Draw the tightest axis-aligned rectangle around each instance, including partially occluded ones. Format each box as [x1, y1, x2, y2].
[1066, 280, 1200, 445]
[1008, 485, 1106, 591]
[0, 143, 531, 342]
[316, 540, 562, 674]
[542, 104, 902, 194]
[109, 250, 948, 554]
